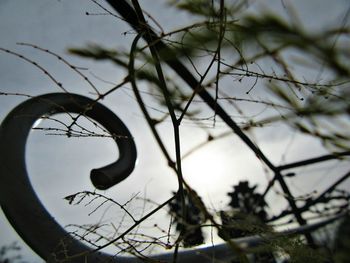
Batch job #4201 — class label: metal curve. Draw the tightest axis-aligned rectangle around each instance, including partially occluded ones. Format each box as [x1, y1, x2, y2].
[0, 93, 137, 262]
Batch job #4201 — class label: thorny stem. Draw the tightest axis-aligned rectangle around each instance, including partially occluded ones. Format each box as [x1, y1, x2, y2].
[177, 1, 227, 126]
[64, 191, 137, 222]
[270, 170, 350, 222]
[278, 151, 350, 171]
[0, 46, 137, 138]
[213, 0, 226, 127]
[16, 42, 101, 96]
[129, 1, 186, 261]
[66, 196, 176, 261]
[0, 47, 69, 93]
[91, 196, 176, 253]
[128, 34, 175, 167]
[262, 151, 350, 201]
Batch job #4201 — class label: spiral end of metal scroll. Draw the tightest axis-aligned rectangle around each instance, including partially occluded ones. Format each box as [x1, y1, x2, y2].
[89, 134, 137, 190]
[0, 93, 138, 262]
[90, 169, 112, 190]
[90, 159, 136, 190]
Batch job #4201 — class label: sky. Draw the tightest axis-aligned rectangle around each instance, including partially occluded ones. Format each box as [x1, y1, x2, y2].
[0, 0, 350, 262]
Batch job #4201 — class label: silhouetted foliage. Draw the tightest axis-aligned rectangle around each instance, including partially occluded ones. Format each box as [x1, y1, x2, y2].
[228, 181, 268, 221]
[219, 181, 269, 239]
[333, 215, 350, 262]
[168, 190, 206, 247]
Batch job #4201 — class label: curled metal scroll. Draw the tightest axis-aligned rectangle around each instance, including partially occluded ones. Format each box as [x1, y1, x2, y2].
[0, 93, 138, 262]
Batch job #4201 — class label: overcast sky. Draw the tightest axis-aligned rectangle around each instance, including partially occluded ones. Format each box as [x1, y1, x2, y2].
[1, 1, 350, 262]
